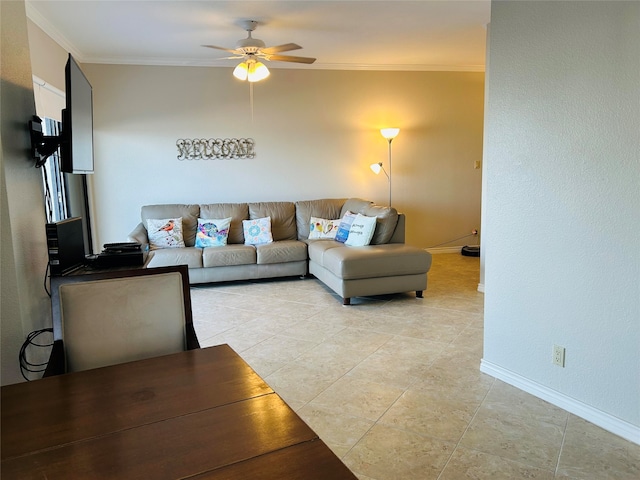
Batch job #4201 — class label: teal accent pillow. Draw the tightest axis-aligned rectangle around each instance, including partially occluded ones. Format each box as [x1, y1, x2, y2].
[195, 217, 232, 247]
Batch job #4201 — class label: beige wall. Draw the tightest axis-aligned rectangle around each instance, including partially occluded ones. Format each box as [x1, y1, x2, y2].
[482, 1, 639, 439]
[79, 64, 483, 250]
[1, 2, 51, 385]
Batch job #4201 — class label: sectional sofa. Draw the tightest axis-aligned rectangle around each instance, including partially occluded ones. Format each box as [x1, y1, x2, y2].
[128, 198, 432, 305]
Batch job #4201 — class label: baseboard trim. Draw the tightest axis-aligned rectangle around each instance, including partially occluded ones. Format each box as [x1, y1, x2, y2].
[480, 360, 640, 445]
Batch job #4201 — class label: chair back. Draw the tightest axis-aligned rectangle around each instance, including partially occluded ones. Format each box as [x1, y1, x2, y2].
[46, 265, 199, 375]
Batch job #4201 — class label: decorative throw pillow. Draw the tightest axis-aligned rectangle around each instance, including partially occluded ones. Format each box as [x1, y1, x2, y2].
[345, 214, 377, 246]
[334, 211, 357, 243]
[308, 216, 341, 240]
[195, 217, 232, 248]
[147, 217, 185, 250]
[242, 217, 273, 245]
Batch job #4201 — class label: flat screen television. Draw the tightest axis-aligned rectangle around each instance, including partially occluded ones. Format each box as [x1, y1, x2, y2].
[61, 54, 94, 174]
[30, 53, 94, 174]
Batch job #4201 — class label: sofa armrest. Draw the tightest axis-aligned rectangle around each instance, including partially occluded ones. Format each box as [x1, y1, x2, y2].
[128, 222, 149, 246]
[389, 214, 406, 244]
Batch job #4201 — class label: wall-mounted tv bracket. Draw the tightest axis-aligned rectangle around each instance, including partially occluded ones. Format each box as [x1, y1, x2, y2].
[29, 115, 64, 168]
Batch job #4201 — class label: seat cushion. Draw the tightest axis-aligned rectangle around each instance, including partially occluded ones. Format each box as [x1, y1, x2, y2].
[256, 240, 308, 265]
[203, 244, 256, 267]
[147, 247, 203, 268]
[315, 243, 432, 280]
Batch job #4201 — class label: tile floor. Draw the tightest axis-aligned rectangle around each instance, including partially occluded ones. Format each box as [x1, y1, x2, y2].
[190, 253, 639, 479]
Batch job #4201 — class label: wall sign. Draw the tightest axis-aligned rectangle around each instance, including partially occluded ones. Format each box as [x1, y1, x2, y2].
[176, 138, 255, 160]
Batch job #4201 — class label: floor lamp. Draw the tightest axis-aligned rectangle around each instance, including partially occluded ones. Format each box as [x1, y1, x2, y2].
[370, 128, 400, 207]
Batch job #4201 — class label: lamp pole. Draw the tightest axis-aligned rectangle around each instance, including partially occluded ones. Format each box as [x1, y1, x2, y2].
[380, 128, 400, 207]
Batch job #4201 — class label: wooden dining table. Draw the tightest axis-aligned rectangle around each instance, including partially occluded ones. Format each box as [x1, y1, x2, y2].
[1, 344, 357, 479]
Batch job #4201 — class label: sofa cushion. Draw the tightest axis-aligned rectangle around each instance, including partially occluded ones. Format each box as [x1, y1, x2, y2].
[249, 202, 297, 241]
[314, 243, 431, 280]
[361, 205, 399, 245]
[146, 247, 203, 269]
[256, 240, 308, 265]
[307, 240, 343, 265]
[295, 199, 346, 240]
[141, 204, 200, 247]
[340, 198, 373, 218]
[200, 203, 249, 245]
[203, 244, 256, 267]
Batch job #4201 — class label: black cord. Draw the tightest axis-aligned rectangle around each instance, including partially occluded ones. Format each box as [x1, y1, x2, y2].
[19, 328, 53, 381]
[44, 261, 51, 297]
[428, 232, 479, 249]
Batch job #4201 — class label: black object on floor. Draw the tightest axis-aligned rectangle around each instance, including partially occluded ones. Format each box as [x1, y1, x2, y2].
[461, 245, 480, 257]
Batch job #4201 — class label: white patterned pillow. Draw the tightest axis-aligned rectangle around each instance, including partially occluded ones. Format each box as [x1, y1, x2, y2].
[334, 211, 357, 243]
[345, 213, 377, 246]
[195, 217, 232, 248]
[242, 217, 273, 245]
[147, 217, 185, 250]
[308, 216, 340, 240]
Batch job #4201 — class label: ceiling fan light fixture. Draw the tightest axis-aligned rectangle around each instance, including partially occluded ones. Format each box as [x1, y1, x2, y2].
[233, 61, 249, 81]
[248, 61, 270, 82]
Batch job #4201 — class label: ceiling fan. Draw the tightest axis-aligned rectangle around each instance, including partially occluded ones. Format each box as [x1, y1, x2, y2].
[203, 20, 316, 82]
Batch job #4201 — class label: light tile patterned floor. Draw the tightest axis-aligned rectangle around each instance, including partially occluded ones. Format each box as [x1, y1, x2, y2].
[191, 253, 639, 479]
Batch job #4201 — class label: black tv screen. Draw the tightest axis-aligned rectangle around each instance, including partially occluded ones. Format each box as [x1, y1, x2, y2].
[61, 54, 94, 174]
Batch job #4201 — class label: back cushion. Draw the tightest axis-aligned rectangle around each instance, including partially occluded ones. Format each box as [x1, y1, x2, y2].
[200, 203, 249, 245]
[340, 198, 373, 218]
[248, 202, 297, 241]
[141, 204, 200, 247]
[295, 198, 346, 240]
[361, 204, 399, 245]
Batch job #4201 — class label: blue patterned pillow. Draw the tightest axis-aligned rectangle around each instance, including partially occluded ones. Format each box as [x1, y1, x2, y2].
[242, 217, 273, 245]
[334, 211, 357, 243]
[195, 217, 232, 247]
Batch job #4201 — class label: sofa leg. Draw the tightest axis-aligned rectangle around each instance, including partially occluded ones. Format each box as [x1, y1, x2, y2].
[343, 297, 351, 306]
[416, 291, 423, 298]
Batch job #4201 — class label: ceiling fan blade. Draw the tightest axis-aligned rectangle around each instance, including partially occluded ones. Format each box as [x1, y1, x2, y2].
[202, 45, 239, 55]
[260, 43, 302, 54]
[267, 54, 316, 64]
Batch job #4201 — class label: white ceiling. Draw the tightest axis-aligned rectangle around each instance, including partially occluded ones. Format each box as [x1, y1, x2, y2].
[26, 0, 490, 72]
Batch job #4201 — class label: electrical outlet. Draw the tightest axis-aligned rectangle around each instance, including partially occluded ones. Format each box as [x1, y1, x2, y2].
[553, 345, 565, 367]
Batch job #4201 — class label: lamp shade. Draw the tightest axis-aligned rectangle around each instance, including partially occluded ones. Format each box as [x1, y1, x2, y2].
[380, 128, 400, 140]
[233, 62, 249, 81]
[248, 61, 270, 82]
[370, 162, 382, 174]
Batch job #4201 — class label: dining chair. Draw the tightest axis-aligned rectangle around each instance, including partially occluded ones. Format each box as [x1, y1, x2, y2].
[44, 265, 199, 376]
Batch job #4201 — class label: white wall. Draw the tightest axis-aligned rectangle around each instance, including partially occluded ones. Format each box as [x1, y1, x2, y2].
[482, 1, 640, 442]
[77, 63, 484, 251]
[1, 1, 51, 385]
